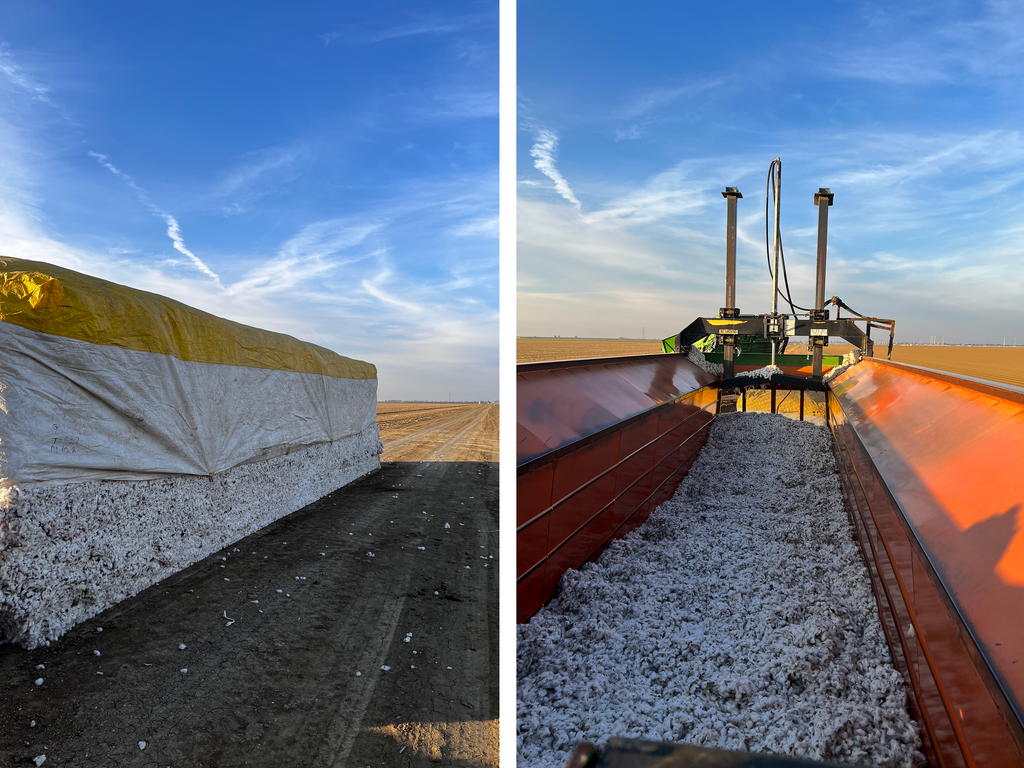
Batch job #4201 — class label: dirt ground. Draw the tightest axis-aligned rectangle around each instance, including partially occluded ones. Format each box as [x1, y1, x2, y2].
[516, 338, 663, 363]
[0, 417, 498, 768]
[378, 405, 498, 463]
[887, 345, 1024, 388]
[789, 343, 1024, 388]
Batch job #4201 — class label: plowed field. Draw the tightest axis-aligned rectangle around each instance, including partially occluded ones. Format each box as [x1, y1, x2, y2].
[517, 338, 662, 363]
[378, 404, 499, 462]
[888, 346, 1024, 388]
[791, 343, 1024, 389]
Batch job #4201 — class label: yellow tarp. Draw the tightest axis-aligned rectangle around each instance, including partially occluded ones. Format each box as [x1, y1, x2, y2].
[0, 257, 375, 380]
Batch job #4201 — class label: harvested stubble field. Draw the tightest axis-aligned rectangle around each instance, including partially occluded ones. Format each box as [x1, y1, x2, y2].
[521, 338, 1024, 389]
[789, 343, 1024, 388]
[888, 346, 1024, 388]
[378, 403, 498, 463]
[1, 407, 498, 768]
[517, 338, 663, 363]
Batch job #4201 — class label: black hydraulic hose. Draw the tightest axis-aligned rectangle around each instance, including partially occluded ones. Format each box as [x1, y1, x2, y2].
[764, 161, 811, 315]
[778, 240, 812, 313]
[829, 296, 867, 318]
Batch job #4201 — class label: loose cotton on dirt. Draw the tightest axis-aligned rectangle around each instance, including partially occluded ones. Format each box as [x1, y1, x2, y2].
[517, 412, 924, 768]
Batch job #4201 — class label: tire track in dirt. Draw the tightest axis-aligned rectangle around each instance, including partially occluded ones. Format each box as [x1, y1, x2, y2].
[382, 407, 480, 458]
[420, 406, 490, 462]
[381, 405, 496, 463]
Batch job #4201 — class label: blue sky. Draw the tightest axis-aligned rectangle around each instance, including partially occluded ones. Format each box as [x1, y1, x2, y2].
[0, 0, 497, 400]
[518, 1, 1024, 346]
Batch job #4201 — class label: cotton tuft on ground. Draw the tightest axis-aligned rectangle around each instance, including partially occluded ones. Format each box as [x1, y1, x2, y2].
[517, 412, 925, 768]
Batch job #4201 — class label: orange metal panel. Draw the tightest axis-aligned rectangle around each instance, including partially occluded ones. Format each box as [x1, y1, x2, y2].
[734, 364, 834, 376]
[831, 404, 956, 766]
[830, 361, 1024, 765]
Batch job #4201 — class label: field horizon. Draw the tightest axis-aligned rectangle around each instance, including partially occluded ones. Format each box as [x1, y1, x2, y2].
[517, 338, 1024, 389]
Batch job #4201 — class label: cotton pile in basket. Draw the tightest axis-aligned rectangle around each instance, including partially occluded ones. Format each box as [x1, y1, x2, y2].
[0, 257, 381, 648]
[518, 412, 924, 768]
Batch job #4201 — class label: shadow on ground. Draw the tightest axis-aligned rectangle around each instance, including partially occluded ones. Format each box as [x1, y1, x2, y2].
[0, 460, 498, 768]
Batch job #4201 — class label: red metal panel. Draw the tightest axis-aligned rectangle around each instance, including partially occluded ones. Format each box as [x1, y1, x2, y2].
[517, 460, 553, 528]
[518, 354, 718, 621]
[607, 357, 709, 402]
[542, 525, 589, 601]
[552, 365, 656, 418]
[517, 563, 546, 625]
[547, 443, 620, 561]
[516, 467, 552, 618]
[618, 420, 657, 518]
[656, 403, 686, 460]
[518, 370, 614, 458]
[517, 421, 551, 465]
[517, 355, 716, 464]
[830, 361, 1024, 765]
[611, 454, 649, 532]
[518, 384, 716, 621]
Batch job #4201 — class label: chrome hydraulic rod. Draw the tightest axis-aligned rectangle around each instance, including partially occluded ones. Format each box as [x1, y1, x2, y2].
[721, 187, 743, 380]
[770, 158, 782, 367]
[812, 187, 834, 379]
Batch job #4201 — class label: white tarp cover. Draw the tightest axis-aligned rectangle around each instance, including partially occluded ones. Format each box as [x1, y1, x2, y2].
[0, 258, 378, 487]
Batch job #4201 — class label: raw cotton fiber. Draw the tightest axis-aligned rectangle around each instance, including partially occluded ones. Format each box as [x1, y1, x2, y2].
[823, 351, 863, 384]
[736, 364, 783, 380]
[517, 412, 923, 768]
[0, 426, 381, 648]
[686, 348, 723, 377]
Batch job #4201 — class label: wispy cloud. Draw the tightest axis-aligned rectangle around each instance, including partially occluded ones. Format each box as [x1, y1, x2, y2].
[829, 1, 1024, 85]
[829, 129, 1024, 190]
[530, 129, 582, 210]
[612, 78, 724, 141]
[0, 189, 496, 398]
[450, 215, 498, 237]
[430, 88, 498, 119]
[518, 125, 1024, 341]
[88, 151, 220, 282]
[322, 8, 493, 47]
[223, 218, 380, 298]
[211, 146, 310, 216]
[584, 163, 717, 227]
[0, 5, 497, 400]
[161, 215, 219, 281]
[367, 18, 476, 43]
[0, 46, 56, 107]
[278, 218, 381, 262]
